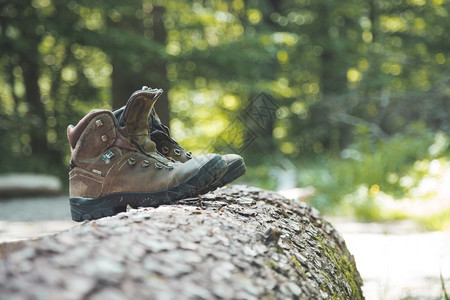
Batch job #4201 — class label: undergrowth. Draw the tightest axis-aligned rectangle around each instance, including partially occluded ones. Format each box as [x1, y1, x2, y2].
[242, 125, 450, 229]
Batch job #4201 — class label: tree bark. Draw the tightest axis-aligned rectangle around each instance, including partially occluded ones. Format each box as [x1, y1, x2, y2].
[0, 186, 363, 299]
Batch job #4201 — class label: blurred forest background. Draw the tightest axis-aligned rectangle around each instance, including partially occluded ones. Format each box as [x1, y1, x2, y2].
[1, 0, 449, 226]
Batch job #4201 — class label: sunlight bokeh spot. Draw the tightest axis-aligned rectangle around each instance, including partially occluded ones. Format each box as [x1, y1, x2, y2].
[381, 63, 403, 76]
[272, 32, 299, 46]
[276, 107, 289, 119]
[386, 173, 399, 184]
[359, 17, 371, 30]
[20, 134, 30, 145]
[347, 68, 362, 83]
[390, 64, 402, 76]
[273, 127, 287, 139]
[358, 58, 370, 71]
[32, 0, 50, 8]
[436, 53, 446, 64]
[230, 24, 244, 37]
[247, 9, 262, 24]
[232, 0, 244, 11]
[38, 76, 51, 94]
[370, 184, 380, 196]
[281, 142, 295, 154]
[222, 95, 239, 110]
[413, 17, 426, 35]
[362, 31, 373, 43]
[408, 0, 426, 6]
[400, 176, 414, 188]
[195, 77, 207, 88]
[47, 130, 57, 144]
[61, 66, 78, 84]
[276, 50, 288, 63]
[170, 118, 186, 140]
[291, 101, 306, 115]
[40, 35, 55, 52]
[166, 42, 181, 56]
[108, 9, 122, 22]
[381, 16, 408, 33]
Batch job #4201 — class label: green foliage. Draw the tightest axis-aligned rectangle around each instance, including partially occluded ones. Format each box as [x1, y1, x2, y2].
[0, 0, 449, 221]
[297, 127, 449, 221]
[416, 208, 450, 231]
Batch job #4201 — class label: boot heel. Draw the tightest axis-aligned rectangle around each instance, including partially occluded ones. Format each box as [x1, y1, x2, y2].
[70, 196, 127, 222]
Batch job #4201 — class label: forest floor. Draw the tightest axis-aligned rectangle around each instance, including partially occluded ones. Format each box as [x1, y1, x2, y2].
[0, 194, 449, 300]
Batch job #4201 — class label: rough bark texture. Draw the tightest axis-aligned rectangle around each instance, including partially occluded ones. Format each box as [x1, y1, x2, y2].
[0, 186, 363, 299]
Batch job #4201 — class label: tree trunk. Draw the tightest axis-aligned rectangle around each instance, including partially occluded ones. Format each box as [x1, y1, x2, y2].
[0, 186, 364, 299]
[148, 5, 170, 127]
[20, 56, 47, 157]
[111, 4, 170, 128]
[111, 63, 136, 110]
[109, 1, 147, 110]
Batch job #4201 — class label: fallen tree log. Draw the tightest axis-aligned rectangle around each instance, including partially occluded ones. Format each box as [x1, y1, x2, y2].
[0, 174, 61, 198]
[0, 185, 363, 299]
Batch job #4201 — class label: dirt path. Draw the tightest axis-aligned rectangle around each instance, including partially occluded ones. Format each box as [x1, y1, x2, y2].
[0, 195, 75, 242]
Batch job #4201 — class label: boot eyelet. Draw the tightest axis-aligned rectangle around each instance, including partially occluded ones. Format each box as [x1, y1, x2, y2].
[102, 150, 115, 164]
[186, 152, 192, 159]
[155, 162, 163, 169]
[101, 135, 108, 142]
[161, 146, 170, 154]
[166, 164, 174, 170]
[96, 119, 103, 127]
[141, 160, 150, 167]
[174, 148, 181, 156]
[128, 157, 136, 165]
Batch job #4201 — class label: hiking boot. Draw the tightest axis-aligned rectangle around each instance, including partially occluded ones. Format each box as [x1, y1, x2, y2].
[118, 87, 227, 192]
[67, 90, 227, 222]
[113, 87, 246, 191]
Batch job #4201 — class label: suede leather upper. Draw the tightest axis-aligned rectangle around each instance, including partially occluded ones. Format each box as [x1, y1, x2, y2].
[68, 110, 220, 198]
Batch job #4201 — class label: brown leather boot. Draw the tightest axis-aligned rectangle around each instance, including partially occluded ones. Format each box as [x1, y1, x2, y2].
[67, 90, 227, 222]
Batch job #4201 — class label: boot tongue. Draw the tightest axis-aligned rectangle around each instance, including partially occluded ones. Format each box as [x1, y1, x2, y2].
[121, 87, 163, 155]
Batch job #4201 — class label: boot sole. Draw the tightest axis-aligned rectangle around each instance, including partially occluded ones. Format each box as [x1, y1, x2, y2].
[199, 158, 246, 195]
[69, 156, 227, 222]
